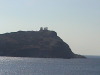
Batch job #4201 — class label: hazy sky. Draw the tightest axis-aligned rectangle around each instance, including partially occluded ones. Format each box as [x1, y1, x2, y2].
[0, 0, 100, 55]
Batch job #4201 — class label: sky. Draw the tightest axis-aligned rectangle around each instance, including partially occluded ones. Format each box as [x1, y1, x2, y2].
[0, 0, 100, 55]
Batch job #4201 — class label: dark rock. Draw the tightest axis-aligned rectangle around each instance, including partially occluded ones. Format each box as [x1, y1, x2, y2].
[0, 30, 85, 58]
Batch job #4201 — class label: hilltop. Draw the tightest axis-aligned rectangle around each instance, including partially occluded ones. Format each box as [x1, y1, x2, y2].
[0, 28, 85, 58]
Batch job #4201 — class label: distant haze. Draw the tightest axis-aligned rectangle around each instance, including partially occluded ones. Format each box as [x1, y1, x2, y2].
[0, 0, 100, 55]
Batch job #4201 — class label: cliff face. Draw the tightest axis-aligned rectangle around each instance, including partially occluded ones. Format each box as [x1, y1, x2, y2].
[0, 30, 85, 58]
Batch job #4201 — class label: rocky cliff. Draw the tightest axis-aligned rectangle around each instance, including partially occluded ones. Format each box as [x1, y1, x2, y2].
[0, 29, 85, 58]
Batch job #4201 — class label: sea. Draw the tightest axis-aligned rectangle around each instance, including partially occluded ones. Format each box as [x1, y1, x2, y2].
[0, 56, 100, 75]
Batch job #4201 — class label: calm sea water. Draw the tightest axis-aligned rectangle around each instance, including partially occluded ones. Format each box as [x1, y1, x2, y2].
[0, 56, 100, 75]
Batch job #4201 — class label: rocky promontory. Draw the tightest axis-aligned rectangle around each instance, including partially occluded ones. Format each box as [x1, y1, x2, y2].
[0, 28, 85, 58]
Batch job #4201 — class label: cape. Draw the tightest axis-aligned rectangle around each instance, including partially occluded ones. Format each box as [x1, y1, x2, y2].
[0, 29, 85, 58]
